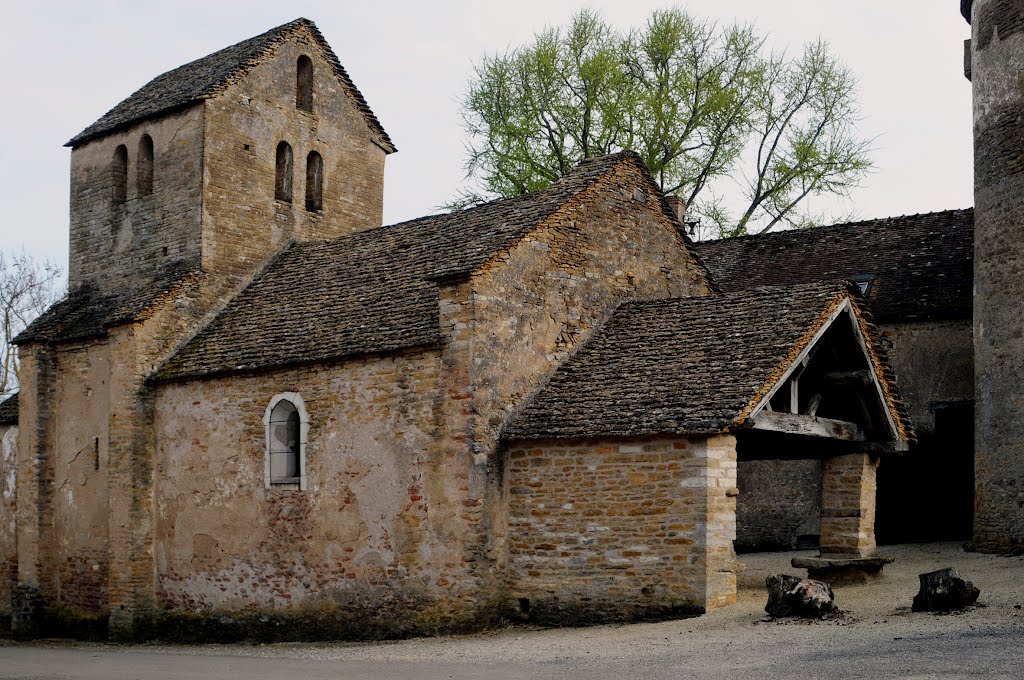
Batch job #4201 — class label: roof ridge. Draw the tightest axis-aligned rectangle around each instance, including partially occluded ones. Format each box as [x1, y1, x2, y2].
[700, 207, 974, 245]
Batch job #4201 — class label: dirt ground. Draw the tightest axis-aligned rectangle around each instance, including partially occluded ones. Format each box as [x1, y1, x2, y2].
[3, 542, 1023, 679]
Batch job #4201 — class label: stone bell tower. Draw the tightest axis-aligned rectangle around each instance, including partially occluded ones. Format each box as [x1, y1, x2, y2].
[964, 0, 1024, 552]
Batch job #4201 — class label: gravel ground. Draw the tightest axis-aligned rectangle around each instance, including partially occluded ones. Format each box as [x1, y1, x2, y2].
[3, 542, 1023, 679]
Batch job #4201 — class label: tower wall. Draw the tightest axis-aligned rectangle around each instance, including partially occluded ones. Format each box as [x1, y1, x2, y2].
[970, 0, 1024, 552]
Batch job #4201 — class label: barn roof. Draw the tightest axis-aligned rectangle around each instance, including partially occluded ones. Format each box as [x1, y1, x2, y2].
[694, 209, 973, 324]
[156, 151, 697, 380]
[503, 282, 909, 441]
[67, 18, 394, 152]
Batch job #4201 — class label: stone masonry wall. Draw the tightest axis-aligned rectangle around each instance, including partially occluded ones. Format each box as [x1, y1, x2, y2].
[971, 0, 1024, 552]
[735, 459, 821, 552]
[151, 350, 493, 634]
[877, 320, 973, 437]
[0, 423, 17, 621]
[820, 453, 878, 557]
[506, 435, 737, 624]
[201, 26, 387, 278]
[68, 106, 204, 294]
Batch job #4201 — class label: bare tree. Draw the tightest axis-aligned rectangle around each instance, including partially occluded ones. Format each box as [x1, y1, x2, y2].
[1, 251, 64, 398]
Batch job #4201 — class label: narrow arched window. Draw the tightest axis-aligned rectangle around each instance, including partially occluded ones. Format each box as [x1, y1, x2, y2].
[112, 145, 128, 205]
[137, 134, 154, 196]
[296, 55, 313, 112]
[305, 151, 323, 212]
[275, 141, 293, 202]
[264, 393, 309, 489]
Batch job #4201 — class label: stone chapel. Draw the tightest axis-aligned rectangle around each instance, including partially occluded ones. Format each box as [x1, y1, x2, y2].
[0, 16, 964, 640]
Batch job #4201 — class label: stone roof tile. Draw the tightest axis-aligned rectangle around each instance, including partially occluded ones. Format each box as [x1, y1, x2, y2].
[67, 18, 394, 152]
[695, 209, 973, 323]
[0, 393, 17, 426]
[503, 282, 906, 441]
[157, 151, 669, 380]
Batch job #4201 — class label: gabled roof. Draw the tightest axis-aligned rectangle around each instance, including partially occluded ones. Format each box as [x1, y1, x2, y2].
[0, 393, 17, 426]
[503, 282, 909, 441]
[694, 209, 973, 323]
[15, 262, 198, 345]
[157, 151, 697, 380]
[67, 18, 394, 152]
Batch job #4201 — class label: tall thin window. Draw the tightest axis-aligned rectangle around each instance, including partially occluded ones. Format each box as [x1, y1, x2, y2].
[112, 145, 128, 205]
[275, 141, 293, 202]
[296, 55, 313, 112]
[306, 151, 323, 212]
[263, 393, 309, 489]
[137, 134, 154, 196]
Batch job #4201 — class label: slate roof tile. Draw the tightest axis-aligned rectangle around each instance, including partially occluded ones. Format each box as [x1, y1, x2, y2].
[503, 282, 906, 441]
[694, 209, 973, 323]
[67, 18, 394, 152]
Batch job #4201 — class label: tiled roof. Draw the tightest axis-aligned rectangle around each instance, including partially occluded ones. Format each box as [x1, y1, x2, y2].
[694, 209, 973, 323]
[0, 393, 17, 426]
[67, 18, 394, 152]
[157, 152, 687, 380]
[15, 262, 197, 345]
[503, 282, 906, 441]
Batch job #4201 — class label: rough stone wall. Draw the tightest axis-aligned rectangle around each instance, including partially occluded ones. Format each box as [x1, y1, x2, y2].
[505, 435, 737, 623]
[201, 27, 387, 278]
[68, 107, 204, 294]
[0, 423, 17, 620]
[877, 320, 973, 437]
[151, 350, 495, 631]
[970, 0, 1024, 552]
[735, 459, 821, 553]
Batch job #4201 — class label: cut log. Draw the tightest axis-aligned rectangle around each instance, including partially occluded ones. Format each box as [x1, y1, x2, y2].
[765, 574, 837, 618]
[911, 567, 980, 612]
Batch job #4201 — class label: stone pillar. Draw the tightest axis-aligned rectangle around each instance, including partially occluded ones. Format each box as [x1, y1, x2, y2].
[968, 0, 1024, 553]
[700, 434, 738, 609]
[820, 453, 878, 557]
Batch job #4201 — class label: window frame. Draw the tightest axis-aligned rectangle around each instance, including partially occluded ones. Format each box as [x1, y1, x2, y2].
[305, 150, 323, 212]
[263, 392, 309, 490]
[296, 55, 314, 112]
[137, 134, 154, 196]
[112, 144, 128, 206]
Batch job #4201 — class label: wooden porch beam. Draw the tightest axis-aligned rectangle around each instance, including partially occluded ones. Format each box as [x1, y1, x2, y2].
[750, 412, 866, 441]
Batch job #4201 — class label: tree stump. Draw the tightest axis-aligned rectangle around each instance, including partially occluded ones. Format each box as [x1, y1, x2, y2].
[912, 567, 980, 612]
[765, 574, 837, 618]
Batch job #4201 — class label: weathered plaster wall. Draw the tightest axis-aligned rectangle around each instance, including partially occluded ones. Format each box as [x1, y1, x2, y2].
[505, 435, 737, 623]
[68, 107, 205, 294]
[0, 423, 17, 619]
[877, 320, 973, 437]
[735, 459, 821, 553]
[971, 0, 1024, 552]
[201, 28, 387, 277]
[51, 342, 111, 613]
[152, 350, 495, 632]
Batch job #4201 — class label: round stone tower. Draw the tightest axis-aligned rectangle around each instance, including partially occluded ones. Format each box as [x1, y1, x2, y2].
[965, 0, 1024, 552]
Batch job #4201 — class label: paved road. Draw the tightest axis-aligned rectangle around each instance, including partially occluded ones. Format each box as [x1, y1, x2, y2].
[2, 624, 1022, 679]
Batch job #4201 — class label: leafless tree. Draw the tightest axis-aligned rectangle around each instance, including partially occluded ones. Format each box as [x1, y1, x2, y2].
[1, 251, 64, 398]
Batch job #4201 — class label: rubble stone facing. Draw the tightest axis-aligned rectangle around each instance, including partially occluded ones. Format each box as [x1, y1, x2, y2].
[736, 459, 821, 552]
[820, 453, 879, 557]
[971, 0, 1024, 552]
[0, 420, 16, 626]
[506, 435, 738, 622]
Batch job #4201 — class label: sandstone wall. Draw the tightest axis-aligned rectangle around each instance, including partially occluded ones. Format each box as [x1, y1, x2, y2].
[735, 459, 821, 553]
[970, 0, 1024, 552]
[201, 28, 387, 277]
[68, 107, 205, 294]
[151, 350, 494, 633]
[505, 435, 737, 623]
[0, 423, 17, 621]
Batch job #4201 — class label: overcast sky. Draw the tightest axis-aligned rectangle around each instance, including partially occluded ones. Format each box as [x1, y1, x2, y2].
[0, 1, 972, 266]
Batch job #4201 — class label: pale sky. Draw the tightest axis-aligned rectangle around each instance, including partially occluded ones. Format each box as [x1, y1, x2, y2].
[0, 1, 973, 267]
